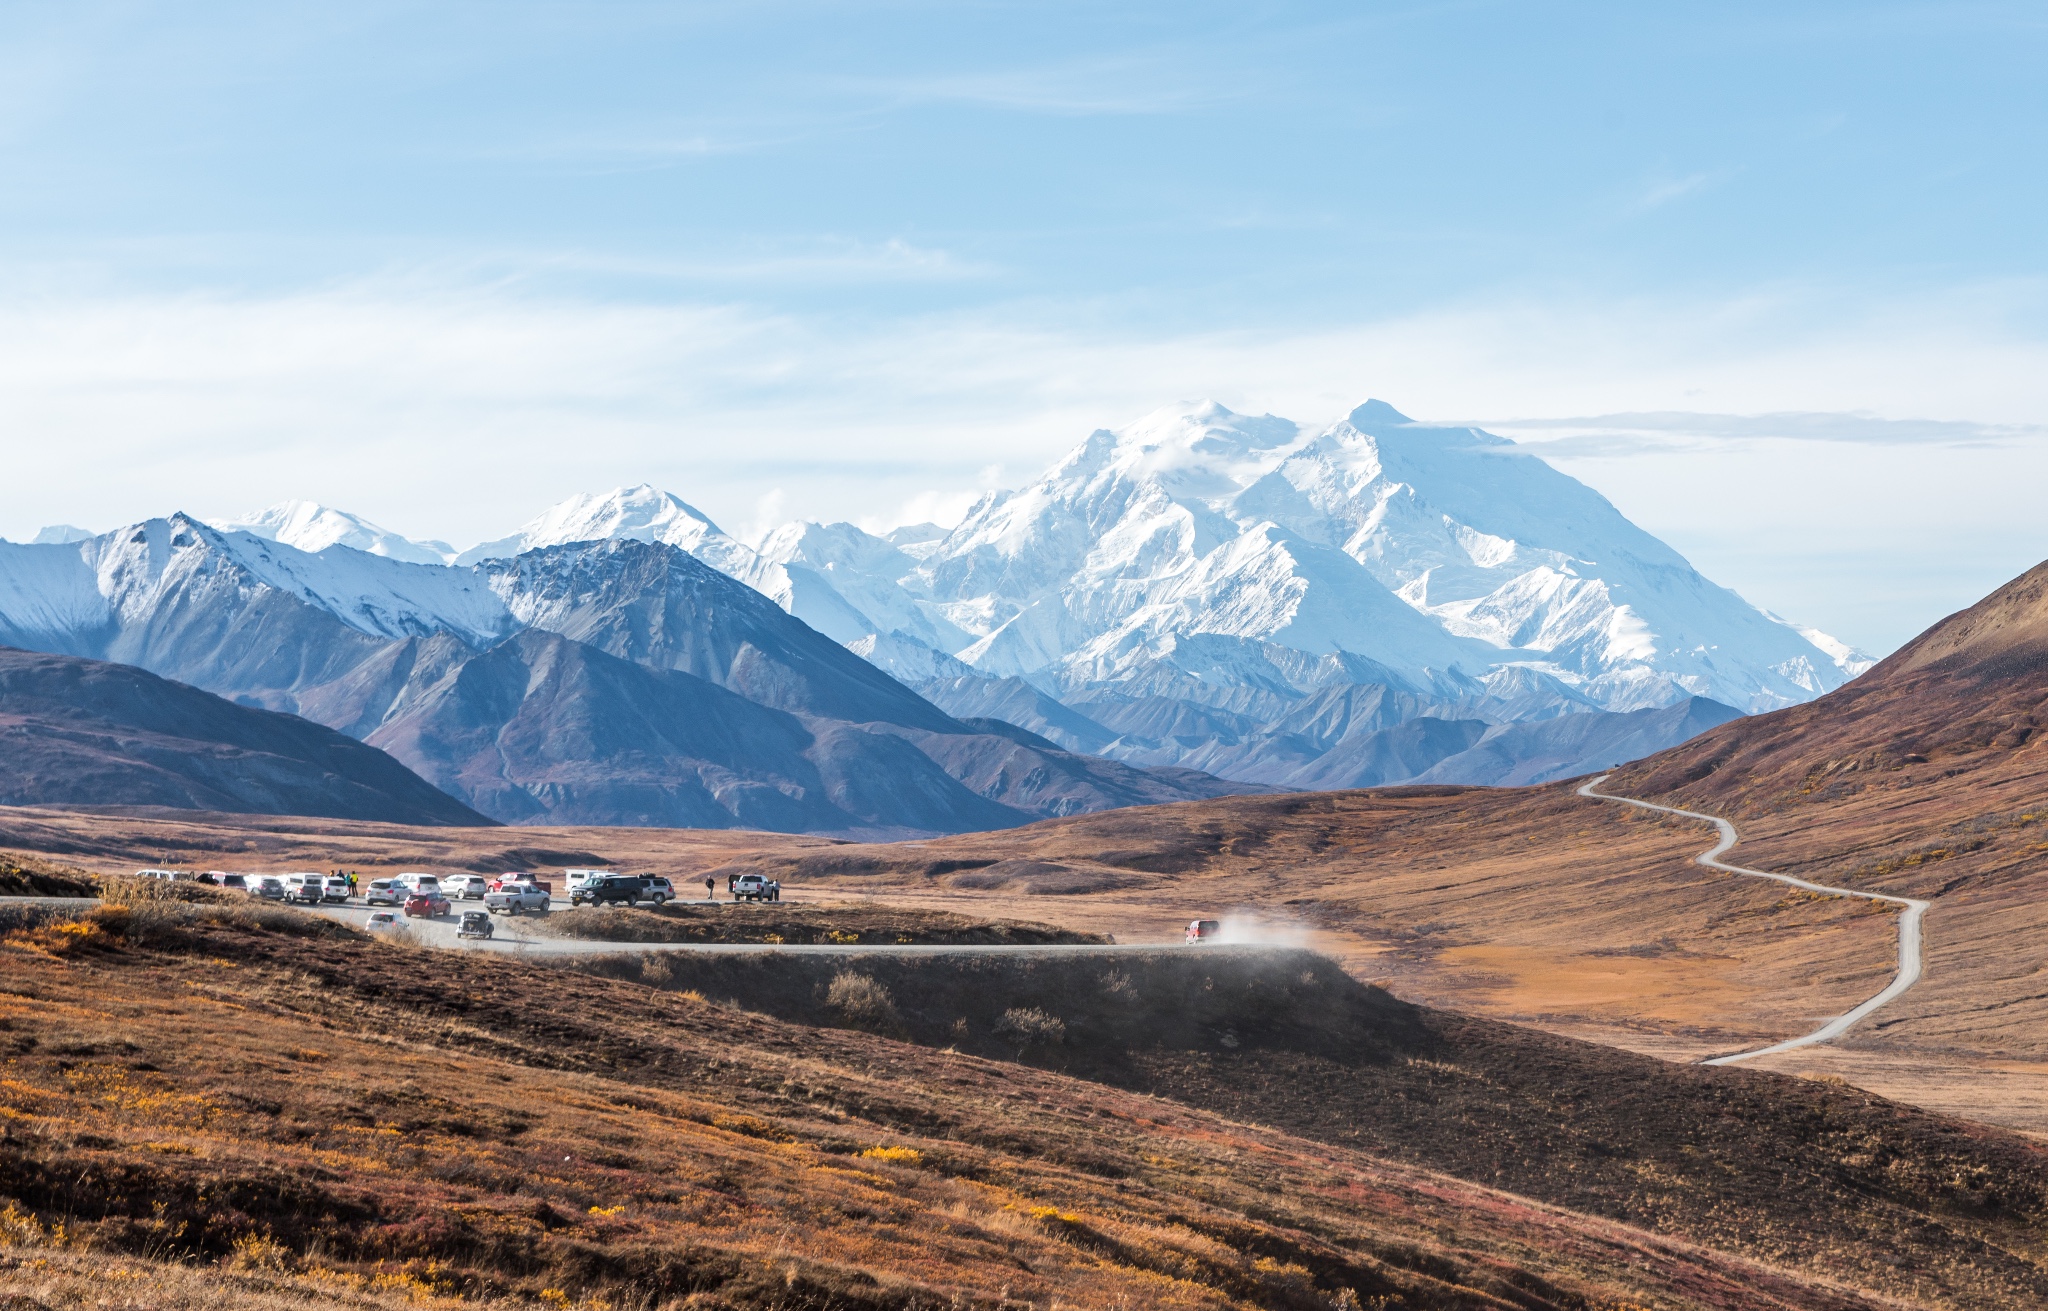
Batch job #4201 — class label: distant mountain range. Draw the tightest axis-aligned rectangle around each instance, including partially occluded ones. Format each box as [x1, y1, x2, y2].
[0, 520, 1251, 833]
[0, 646, 487, 825]
[0, 398, 1871, 830]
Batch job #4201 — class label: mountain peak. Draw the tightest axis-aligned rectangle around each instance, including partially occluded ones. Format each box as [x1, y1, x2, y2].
[212, 500, 454, 565]
[1346, 399, 1416, 428]
[454, 484, 741, 567]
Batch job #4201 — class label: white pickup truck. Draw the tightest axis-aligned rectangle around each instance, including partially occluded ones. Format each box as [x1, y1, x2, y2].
[733, 874, 781, 903]
[484, 885, 551, 916]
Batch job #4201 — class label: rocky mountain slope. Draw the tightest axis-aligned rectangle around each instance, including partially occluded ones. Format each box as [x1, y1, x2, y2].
[0, 521, 1248, 833]
[0, 646, 488, 824]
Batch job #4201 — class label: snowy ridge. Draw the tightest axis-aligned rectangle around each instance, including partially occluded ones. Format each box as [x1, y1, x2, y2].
[213, 501, 456, 566]
[0, 515, 515, 649]
[0, 395, 1876, 796]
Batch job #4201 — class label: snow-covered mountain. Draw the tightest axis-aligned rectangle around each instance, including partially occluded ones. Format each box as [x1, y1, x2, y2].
[399, 398, 1871, 789]
[892, 399, 1868, 711]
[453, 483, 764, 583]
[23, 396, 1870, 797]
[214, 500, 456, 566]
[0, 517, 1249, 831]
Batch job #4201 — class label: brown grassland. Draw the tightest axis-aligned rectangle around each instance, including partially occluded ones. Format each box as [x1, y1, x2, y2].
[5, 874, 2048, 1308]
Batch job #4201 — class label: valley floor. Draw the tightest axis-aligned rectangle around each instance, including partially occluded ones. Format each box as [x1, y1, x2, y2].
[8, 752, 2048, 1144]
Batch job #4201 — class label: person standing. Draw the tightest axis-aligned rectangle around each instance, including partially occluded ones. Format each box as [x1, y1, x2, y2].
[704, 875, 716, 902]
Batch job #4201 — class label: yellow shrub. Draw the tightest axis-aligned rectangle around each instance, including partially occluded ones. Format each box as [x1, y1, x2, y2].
[859, 1145, 922, 1165]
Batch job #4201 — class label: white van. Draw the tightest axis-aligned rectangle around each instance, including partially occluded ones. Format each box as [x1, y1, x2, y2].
[280, 873, 326, 904]
[562, 869, 616, 893]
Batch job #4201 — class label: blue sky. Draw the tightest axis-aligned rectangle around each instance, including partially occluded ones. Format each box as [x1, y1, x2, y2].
[2, 1, 2046, 651]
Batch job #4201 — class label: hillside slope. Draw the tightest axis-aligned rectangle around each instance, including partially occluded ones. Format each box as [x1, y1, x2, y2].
[8, 896, 2047, 1308]
[681, 556, 2048, 1130]
[0, 646, 488, 825]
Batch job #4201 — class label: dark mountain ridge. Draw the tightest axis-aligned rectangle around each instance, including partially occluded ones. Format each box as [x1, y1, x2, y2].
[0, 520, 1257, 832]
[0, 646, 490, 825]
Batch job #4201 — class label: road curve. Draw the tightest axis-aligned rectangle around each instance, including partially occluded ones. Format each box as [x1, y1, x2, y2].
[1577, 775, 1929, 1065]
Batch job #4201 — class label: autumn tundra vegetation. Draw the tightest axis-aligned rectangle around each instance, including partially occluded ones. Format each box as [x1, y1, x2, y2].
[0, 869, 2043, 1311]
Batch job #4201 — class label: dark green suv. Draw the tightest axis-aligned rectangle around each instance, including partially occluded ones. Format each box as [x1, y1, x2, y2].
[570, 876, 649, 908]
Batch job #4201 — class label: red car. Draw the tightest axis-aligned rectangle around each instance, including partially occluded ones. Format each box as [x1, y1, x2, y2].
[489, 873, 552, 894]
[403, 891, 450, 918]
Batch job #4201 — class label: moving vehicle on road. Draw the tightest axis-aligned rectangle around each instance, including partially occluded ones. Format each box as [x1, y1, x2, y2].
[365, 879, 403, 907]
[403, 890, 450, 918]
[570, 875, 649, 908]
[457, 911, 494, 940]
[485, 884, 550, 916]
[732, 874, 781, 903]
[445, 875, 489, 900]
[1185, 919, 1221, 945]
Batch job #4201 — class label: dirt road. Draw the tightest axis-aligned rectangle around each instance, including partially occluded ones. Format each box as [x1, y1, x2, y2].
[1577, 775, 1930, 1065]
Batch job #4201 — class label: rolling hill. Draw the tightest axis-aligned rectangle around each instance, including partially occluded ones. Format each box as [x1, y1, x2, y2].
[0, 646, 488, 825]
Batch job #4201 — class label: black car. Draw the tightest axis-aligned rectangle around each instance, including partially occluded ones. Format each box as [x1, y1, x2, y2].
[570, 876, 649, 908]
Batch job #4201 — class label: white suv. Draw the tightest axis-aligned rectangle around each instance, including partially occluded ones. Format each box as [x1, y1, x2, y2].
[394, 873, 442, 895]
[444, 875, 490, 900]
[321, 876, 352, 903]
[641, 877, 674, 905]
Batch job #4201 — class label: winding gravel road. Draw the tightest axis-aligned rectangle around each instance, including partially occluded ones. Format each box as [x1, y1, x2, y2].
[1577, 775, 1929, 1065]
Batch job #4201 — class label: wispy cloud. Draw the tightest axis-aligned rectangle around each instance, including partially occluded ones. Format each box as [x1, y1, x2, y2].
[1479, 409, 2048, 457]
[1629, 167, 1735, 214]
[837, 52, 1227, 117]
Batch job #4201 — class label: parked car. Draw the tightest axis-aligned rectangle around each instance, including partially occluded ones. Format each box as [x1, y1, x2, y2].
[133, 868, 182, 881]
[445, 875, 490, 900]
[485, 884, 550, 916]
[364, 910, 404, 933]
[1185, 919, 1221, 945]
[570, 876, 649, 908]
[394, 872, 443, 895]
[403, 891, 450, 918]
[457, 910, 494, 940]
[217, 873, 247, 891]
[732, 874, 781, 903]
[250, 876, 286, 901]
[365, 878, 403, 907]
[490, 872, 552, 894]
[281, 873, 325, 904]
[562, 869, 620, 895]
[640, 876, 674, 905]
[321, 875, 352, 903]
